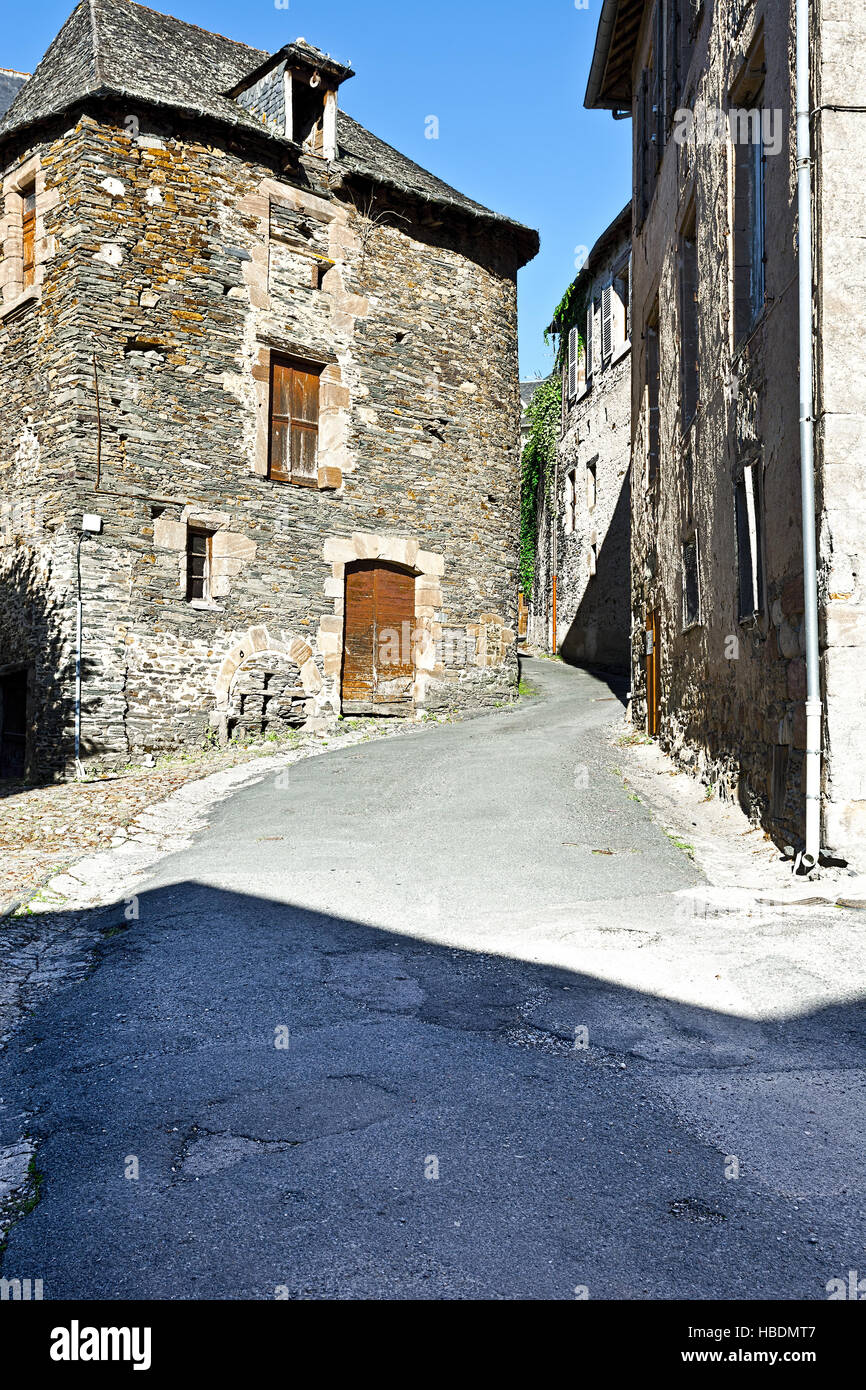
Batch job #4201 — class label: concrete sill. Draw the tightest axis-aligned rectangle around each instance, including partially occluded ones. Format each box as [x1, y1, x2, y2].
[0, 287, 40, 321]
[187, 600, 224, 613]
[610, 341, 631, 368]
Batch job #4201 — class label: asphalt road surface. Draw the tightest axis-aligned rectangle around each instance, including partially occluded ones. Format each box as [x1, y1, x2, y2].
[2, 658, 864, 1299]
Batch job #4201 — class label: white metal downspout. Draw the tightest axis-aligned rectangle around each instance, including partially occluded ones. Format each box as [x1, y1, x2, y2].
[796, 0, 822, 869]
[74, 534, 84, 780]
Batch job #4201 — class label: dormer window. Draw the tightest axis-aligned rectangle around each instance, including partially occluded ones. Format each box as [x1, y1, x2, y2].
[228, 40, 354, 162]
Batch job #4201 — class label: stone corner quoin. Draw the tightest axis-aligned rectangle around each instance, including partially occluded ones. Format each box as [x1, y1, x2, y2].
[0, 2, 539, 777]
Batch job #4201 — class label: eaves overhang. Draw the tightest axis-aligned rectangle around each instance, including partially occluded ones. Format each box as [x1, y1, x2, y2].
[584, 0, 646, 111]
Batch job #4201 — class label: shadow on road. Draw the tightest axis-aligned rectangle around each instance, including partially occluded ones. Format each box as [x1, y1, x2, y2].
[2, 877, 865, 1300]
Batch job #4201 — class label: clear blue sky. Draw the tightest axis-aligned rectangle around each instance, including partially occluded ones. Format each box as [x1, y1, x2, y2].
[2, 0, 632, 377]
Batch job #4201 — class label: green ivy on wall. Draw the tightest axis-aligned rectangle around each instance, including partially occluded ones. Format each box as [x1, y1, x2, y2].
[546, 275, 589, 372]
[518, 269, 590, 597]
[519, 374, 562, 597]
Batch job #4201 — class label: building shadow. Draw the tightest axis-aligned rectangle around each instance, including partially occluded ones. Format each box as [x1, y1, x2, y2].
[1, 877, 865, 1299]
[0, 547, 89, 790]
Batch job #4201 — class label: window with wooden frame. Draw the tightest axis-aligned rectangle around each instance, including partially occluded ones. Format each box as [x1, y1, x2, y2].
[268, 357, 321, 485]
[735, 461, 764, 621]
[21, 183, 36, 290]
[186, 528, 214, 602]
[731, 39, 768, 345]
[613, 257, 631, 347]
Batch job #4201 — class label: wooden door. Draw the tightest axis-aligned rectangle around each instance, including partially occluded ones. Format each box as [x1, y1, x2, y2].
[645, 608, 660, 737]
[342, 562, 416, 713]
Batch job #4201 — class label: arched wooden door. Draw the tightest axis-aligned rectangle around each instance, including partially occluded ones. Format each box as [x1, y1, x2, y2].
[342, 561, 416, 713]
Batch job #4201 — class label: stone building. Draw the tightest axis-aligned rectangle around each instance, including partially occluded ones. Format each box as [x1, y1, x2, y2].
[586, 0, 866, 864]
[0, 0, 537, 778]
[527, 207, 631, 671]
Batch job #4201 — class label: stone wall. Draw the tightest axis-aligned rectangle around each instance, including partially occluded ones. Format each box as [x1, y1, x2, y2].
[527, 241, 631, 674]
[628, 0, 866, 863]
[813, 0, 866, 858]
[0, 104, 525, 776]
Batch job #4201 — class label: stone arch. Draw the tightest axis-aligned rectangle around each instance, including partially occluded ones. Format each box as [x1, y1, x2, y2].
[212, 625, 325, 741]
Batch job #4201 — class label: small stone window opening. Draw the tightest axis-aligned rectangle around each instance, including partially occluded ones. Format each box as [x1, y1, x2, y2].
[268, 357, 320, 486]
[21, 184, 36, 289]
[682, 534, 701, 628]
[586, 459, 597, 511]
[735, 462, 764, 621]
[186, 528, 214, 602]
[588, 541, 598, 577]
[564, 468, 578, 534]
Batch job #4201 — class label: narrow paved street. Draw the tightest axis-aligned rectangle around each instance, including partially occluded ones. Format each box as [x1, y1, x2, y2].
[2, 658, 864, 1299]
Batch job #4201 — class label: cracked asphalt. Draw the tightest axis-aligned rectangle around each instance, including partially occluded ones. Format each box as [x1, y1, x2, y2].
[1, 657, 865, 1299]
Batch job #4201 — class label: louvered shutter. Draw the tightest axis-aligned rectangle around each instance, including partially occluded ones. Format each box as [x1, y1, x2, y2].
[637, 71, 649, 226]
[585, 302, 594, 380]
[601, 284, 613, 362]
[654, 1, 665, 162]
[568, 327, 578, 398]
[666, 0, 679, 126]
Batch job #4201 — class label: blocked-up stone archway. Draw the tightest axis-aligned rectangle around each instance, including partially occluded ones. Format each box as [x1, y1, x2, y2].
[211, 625, 329, 742]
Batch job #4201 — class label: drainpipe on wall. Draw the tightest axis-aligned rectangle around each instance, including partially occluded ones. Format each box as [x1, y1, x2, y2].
[74, 514, 102, 780]
[795, 0, 822, 871]
[551, 454, 558, 655]
[74, 533, 84, 779]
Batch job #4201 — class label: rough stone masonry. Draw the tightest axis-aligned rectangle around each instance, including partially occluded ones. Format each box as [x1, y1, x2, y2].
[0, 0, 537, 777]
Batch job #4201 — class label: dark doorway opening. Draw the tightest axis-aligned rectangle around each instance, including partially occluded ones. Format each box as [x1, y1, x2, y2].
[0, 668, 28, 779]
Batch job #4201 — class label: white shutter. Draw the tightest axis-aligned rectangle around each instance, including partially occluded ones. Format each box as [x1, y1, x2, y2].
[586, 302, 594, 379]
[568, 326, 578, 399]
[602, 283, 613, 361]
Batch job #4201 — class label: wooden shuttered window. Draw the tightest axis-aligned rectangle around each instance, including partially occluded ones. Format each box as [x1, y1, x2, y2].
[637, 70, 650, 227]
[22, 186, 36, 289]
[652, 2, 665, 169]
[269, 358, 320, 485]
[679, 219, 698, 427]
[646, 322, 660, 487]
[733, 102, 766, 344]
[601, 283, 613, 362]
[585, 300, 594, 380]
[567, 326, 579, 399]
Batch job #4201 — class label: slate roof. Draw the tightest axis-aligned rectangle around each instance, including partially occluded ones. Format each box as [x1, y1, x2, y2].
[0, 0, 537, 256]
[0, 69, 29, 122]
